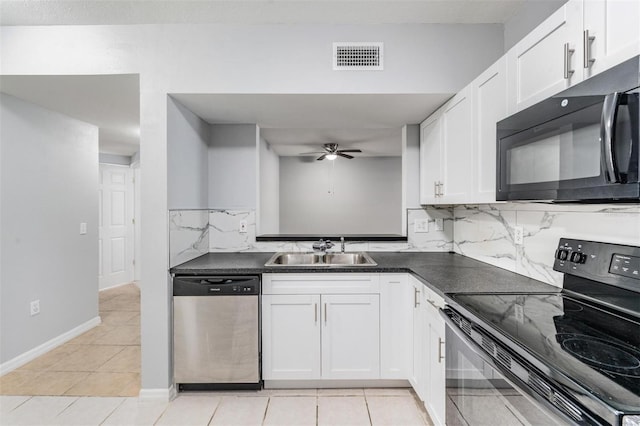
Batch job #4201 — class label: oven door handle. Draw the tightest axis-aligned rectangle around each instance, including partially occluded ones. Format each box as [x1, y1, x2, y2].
[439, 309, 503, 370]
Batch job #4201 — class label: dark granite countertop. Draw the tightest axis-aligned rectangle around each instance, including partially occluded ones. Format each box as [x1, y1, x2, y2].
[170, 252, 559, 298]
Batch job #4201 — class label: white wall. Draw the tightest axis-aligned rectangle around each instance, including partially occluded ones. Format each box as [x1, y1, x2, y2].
[258, 135, 280, 235]
[0, 93, 99, 364]
[209, 124, 257, 209]
[404, 124, 421, 208]
[279, 156, 402, 235]
[167, 97, 210, 210]
[503, 0, 568, 51]
[1, 22, 505, 393]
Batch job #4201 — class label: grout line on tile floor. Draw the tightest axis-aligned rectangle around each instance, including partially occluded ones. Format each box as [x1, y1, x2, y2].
[260, 396, 271, 426]
[364, 395, 374, 426]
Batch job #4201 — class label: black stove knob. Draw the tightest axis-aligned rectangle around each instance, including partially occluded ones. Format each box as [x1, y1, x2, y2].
[557, 249, 569, 261]
[570, 252, 586, 264]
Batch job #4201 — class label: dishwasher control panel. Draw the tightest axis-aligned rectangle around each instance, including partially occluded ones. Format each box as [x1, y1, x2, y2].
[173, 275, 261, 296]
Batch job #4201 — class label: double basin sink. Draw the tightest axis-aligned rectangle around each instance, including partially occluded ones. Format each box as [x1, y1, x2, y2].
[265, 252, 377, 267]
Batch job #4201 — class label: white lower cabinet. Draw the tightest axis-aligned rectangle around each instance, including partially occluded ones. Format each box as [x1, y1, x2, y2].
[380, 274, 412, 379]
[262, 294, 321, 380]
[321, 294, 380, 379]
[261, 274, 380, 381]
[423, 285, 446, 426]
[262, 273, 446, 425]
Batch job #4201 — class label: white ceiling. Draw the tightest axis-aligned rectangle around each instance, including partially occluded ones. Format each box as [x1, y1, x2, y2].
[0, 75, 140, 156]
[172, 93, 451, 156]
[0, 0, 528, 26]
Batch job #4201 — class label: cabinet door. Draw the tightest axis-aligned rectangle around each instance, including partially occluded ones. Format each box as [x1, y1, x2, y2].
[584, 0, 640, 78]
[380, 274, 412, 379]
[507, 0, 583, 112]
[262, 294, 321, 380]
[471, 57, 507, 204]
[427, 318, 446, 426]
[321, 294, 380, 380]
[409, 281, 426, 400]
[419, 114, 443, 205]
[441, 85, 474, 203]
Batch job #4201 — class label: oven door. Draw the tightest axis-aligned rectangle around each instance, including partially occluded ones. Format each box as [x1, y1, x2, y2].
[442, 309, 587, 426]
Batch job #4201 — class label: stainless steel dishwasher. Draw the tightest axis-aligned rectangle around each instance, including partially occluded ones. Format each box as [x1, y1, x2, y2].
[172, 275, 261, 391]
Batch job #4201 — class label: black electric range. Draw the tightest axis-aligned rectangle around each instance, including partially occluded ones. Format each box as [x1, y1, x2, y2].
[445, 238, 640, 426]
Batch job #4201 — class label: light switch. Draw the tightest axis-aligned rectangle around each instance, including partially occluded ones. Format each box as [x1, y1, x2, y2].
[435, 218, 444, 231]
[80, 222, 87, 235]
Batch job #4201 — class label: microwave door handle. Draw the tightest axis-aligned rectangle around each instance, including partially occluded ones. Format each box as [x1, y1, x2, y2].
[601, 92, 621, 183]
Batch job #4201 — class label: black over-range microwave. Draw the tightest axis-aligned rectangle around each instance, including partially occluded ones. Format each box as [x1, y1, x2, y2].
[496, 55, 639, 202]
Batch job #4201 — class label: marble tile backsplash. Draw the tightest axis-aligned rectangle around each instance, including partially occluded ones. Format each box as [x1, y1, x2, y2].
[168, 207, 454, 265]
[453, 203, 640, 287]
[168, 210, 209, 267]
[169, 203, 640, 289]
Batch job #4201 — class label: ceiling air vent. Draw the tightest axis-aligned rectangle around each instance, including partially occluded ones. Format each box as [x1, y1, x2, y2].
[333, 42, 384, 71]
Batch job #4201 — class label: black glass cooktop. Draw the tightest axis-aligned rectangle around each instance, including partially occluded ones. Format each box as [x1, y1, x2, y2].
[449, 293, 640, 411]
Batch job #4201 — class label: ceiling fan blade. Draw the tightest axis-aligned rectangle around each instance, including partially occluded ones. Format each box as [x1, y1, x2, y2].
[337, 153, 354, 159]
[300, 151, 326, 155]
[337, 149, 362, 153]
[317, 154, 327, 161]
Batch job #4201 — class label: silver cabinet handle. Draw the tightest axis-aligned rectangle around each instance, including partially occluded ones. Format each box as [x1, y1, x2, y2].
[600, 92, 622, 183]
[427, 299, 439, 309]
[324, 303, 327, 324]
[438, 337, 445, 363]
[434, 181, 438, 198]
[564, 42, 575, 79]
[583, 30, 595, 68]
[315, 303, 318, 323]
[439, 181, 444, 197]
[414, 288, 420, 308]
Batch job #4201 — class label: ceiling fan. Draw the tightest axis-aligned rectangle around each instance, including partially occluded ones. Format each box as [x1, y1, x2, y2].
[301, 143, 362, 161]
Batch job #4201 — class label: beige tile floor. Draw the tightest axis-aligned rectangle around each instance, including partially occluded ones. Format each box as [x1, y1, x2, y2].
[0, 284, 434, 425]
[0, 283, 141, 397]
[0, 388, 433, 425]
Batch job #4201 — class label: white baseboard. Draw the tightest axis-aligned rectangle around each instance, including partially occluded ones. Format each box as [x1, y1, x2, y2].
[0, 316, 102, 376]
[139, 385, 177, 402]
[99, 281, 135, 292]
[264, 379, 410, 389]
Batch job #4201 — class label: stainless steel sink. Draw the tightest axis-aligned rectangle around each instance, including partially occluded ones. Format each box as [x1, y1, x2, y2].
[265, 252, 377, 267]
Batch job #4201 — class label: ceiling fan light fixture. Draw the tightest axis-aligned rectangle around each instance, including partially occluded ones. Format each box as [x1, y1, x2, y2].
[326, 153, 338, 160]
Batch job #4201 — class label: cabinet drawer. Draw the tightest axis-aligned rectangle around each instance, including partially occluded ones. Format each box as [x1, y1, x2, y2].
[263, 273, 380, 294]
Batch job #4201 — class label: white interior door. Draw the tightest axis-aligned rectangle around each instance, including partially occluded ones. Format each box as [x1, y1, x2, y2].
[99, 164, 134, 290]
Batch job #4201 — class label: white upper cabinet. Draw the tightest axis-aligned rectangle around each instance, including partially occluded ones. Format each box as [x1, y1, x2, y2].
[470, 57, 508, 204]
[419, 109, 444, 205]
[440, 86, 474, 203]
[583, 0, 640, 78]
[507, 0, 584, 113]
[419, 85, 473, 205]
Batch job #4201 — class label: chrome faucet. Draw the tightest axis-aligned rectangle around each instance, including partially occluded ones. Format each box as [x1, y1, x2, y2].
[340, 237, 345, 253]
[312, 239, 334, 254]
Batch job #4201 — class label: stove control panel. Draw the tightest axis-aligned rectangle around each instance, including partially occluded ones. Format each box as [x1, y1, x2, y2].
[609, 254, 640, 279]
[554, 238, 640, 290]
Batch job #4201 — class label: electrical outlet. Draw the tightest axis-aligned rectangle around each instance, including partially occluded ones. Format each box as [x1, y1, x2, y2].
[239, 220, 248, 234]
[435, 218, 444, 231]
[30, 300, 40, 316]
[514, 226, 524, 245]
[414, 219, 429, 233]
[80, 222, 87, 235]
